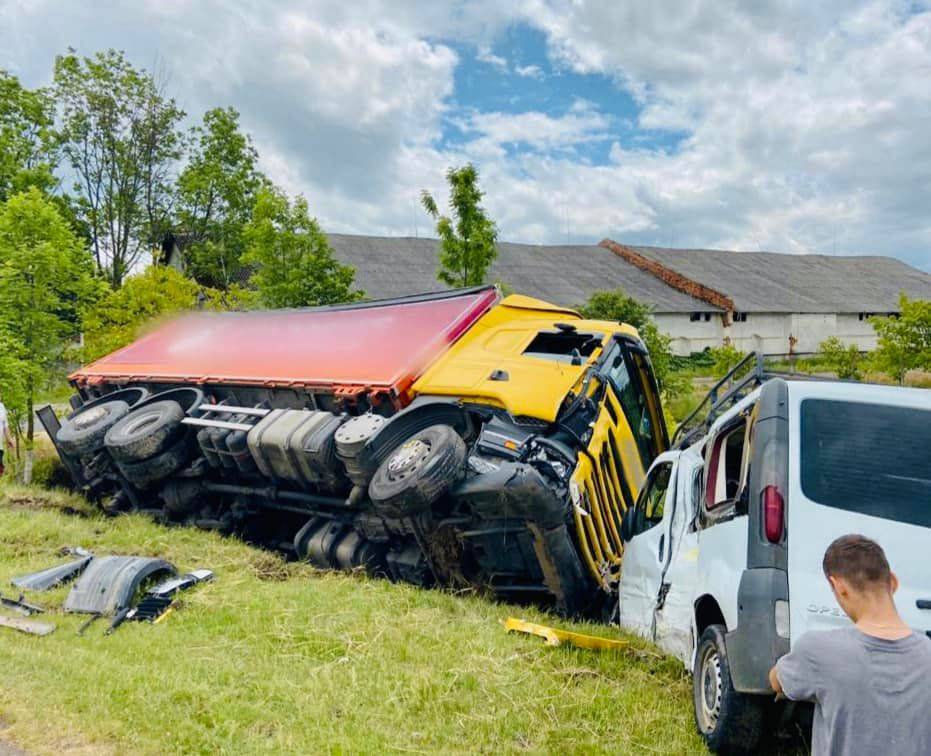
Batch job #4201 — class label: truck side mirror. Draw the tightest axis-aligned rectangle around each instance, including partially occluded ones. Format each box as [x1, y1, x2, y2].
[620, 506, 637, 543]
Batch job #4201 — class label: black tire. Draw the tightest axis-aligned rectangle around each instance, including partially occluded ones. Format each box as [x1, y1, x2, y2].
[104, 400, 185, 463]
[693, 625, 765, 754]
[116, 435, 193, 488]
[57, 400, 130, 458]
[368, 424, 467, 519]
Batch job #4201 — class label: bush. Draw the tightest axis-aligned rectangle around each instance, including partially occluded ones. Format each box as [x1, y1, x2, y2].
[818, 336, 863, 380]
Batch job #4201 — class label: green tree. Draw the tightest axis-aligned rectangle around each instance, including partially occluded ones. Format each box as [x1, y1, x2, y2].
[578, 288, 682, 397]
[243, 187, 362, 308]
[54, 49, 185, 286]
[175, 107, 264, 289]
[818, 336, 863, 380]
[871, 294, 931, 383]
[0, 189, 94, 482]
[421, 164, 498, 288]
[0, 71, 57, 202]
[708, 341, 746, 378]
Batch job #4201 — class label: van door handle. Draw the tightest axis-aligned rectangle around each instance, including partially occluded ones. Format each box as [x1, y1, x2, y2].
[658, 534, 665, 563]
[917, 599, 931, 610]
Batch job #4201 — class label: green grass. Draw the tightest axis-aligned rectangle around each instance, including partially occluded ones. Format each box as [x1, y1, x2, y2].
[0, 486, 805, 755]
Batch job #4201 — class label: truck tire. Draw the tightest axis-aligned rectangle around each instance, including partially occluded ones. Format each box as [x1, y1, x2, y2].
[104, 400, 185, 463]
[368, 424, 466, 519]
[57, 400, 131, 458]
[116, 435, 193, 488]
[693, 625, 764, 754]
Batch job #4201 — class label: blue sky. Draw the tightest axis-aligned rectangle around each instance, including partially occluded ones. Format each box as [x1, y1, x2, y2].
[1, 0, 929, 270]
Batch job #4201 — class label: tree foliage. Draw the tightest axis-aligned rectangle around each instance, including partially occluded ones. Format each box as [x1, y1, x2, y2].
[421, 164, 498, 288]
[871, 294, 931, 383]
[578, 288, 684, 398]
[54, 49, 185, 287]
[243, 187, 362, 308]
[0, 71, 57, 202]
[0, 189, 95, 479]
[818, 336, 863, 380]
[176, 107, 264, 289]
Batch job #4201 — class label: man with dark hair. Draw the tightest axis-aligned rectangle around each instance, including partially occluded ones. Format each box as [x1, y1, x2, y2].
[769, 534, 931, 755]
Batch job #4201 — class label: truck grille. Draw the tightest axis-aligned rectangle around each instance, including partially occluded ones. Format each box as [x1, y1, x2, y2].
[570, 383, 648, 590]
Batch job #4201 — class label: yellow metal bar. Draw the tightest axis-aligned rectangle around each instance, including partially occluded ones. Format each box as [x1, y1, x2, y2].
[504, 617, 628, 651]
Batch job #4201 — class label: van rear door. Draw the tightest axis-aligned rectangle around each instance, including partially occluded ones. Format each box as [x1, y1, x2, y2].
[787, 383, 931, 639]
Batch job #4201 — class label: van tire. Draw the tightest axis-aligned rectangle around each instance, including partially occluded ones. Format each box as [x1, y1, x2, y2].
[693, 624, 764, 754]
[57, 400, 131, 458]
[368, 424, 466, 519]
[104, 400, 185, 463]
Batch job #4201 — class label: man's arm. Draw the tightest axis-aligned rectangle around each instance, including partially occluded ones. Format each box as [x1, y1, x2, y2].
[768, 665, 785, 699]
[769, 633, 821, 702]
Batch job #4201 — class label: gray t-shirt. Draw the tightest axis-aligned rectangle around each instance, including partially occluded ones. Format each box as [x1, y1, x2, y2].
[776, 626, 931, 756]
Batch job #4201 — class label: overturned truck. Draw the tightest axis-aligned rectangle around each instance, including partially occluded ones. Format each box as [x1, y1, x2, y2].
[43, 286, 667, 616]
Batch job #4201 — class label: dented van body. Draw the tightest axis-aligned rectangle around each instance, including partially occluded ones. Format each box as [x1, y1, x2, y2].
[45, 286, 667, 616]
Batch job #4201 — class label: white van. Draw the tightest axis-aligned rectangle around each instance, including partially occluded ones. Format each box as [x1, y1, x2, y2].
[616, 369, 930, 753]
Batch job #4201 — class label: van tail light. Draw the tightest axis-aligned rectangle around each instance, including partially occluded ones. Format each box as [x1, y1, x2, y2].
[762, 485, 784, 543]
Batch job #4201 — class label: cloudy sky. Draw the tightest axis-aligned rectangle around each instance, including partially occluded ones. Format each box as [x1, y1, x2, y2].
[2, 1, 930, 269]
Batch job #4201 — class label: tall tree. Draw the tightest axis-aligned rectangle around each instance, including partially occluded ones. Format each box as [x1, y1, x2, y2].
[243, 187, 362, 308]
[871, 294, 931, 383]
[0, 189, 95, 482]
[421, 164, 498, 288]
[175, 107, 264, 289]
[0, 71, 57, 202]
[53, 49, 185, 287]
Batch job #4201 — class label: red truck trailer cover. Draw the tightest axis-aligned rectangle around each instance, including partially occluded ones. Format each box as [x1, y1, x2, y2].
[71, 287, 499, 401]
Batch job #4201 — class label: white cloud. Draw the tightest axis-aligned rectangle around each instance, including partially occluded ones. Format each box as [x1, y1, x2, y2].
[515, 63, 543, 79]
[0, 0, 929, 268]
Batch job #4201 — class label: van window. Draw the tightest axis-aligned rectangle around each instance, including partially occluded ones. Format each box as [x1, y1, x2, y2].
[800, 399, 931, 529]
[705, 420, 748, 511]
[630, 461, 673, 537]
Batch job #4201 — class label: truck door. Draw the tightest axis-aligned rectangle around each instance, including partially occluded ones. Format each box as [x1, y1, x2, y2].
[788, 385, 931, 639]
[618, 453, 677, 640]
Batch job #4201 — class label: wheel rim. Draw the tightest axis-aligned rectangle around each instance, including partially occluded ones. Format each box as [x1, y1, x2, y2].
[125, 412, 160, 436]
[697, 645, 723, 733]
[385, 438, 431, 482]
[74, 406, 107, 429]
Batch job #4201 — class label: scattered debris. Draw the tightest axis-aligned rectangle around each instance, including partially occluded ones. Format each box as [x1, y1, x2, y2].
[64, 556, 175, 616]
[11, 554, 93, 591]
[504, 617, 628, 651]
[0, 614, 55, 637]
[0, 593, 45, 616]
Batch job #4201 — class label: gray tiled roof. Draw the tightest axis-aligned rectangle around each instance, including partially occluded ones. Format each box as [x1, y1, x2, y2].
[627, 245, 931, 314]
[327, 234, 713, 313]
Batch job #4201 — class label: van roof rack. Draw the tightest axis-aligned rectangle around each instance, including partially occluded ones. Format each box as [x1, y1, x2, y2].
[672, 352, 846, 448]
[672, 352, 768, 449]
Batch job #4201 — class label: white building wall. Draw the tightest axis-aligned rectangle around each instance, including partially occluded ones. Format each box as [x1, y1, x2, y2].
[655, 311, 880, 356]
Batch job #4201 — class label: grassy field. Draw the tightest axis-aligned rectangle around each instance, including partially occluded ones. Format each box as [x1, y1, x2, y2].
[0, 485, 804, 755]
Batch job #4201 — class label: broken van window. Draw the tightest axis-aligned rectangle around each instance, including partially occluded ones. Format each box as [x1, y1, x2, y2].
[800, 399, 931, 529]
[522, 330, 602, 363]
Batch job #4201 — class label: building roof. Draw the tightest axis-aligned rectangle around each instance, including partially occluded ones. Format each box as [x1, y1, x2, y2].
[626, 245, 931, 314]
[327, 234, 714, 313]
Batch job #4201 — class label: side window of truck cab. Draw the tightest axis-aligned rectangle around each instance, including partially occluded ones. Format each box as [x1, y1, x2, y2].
[701, 407, 756, 526]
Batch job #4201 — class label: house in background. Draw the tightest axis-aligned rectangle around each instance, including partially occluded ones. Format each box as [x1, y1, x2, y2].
[163, 233, 931, 356]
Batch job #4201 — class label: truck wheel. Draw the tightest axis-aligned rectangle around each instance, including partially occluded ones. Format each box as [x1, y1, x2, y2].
[368, 424, 466, 519]
[104, 400, 185, 463]
[693, 625, 764, 754]
[116, 435, 193, 488]
[57, 400, 130, 458]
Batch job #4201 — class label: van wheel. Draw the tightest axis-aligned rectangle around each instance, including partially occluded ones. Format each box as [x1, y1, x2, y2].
[693, 625, 764, 754]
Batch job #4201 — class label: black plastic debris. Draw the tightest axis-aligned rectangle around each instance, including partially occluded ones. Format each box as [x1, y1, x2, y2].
[126, 569, 215, 626]
[11, 555, 93, 591]
[64, 556, 175, 616]
[0, 592, 45, 616]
